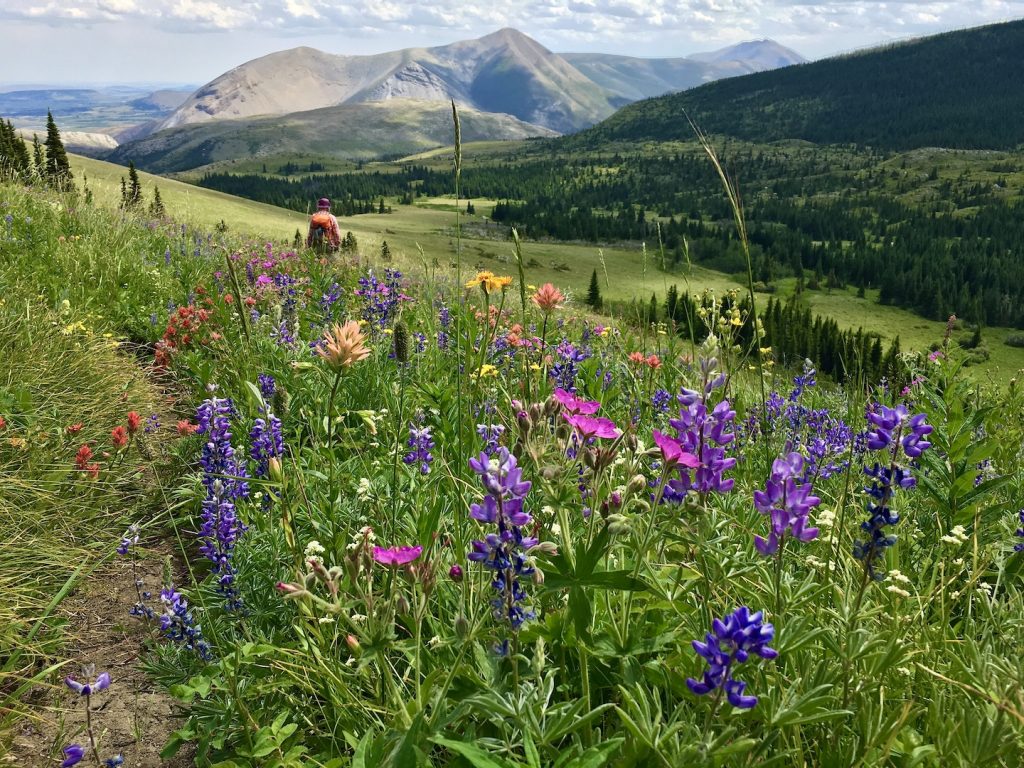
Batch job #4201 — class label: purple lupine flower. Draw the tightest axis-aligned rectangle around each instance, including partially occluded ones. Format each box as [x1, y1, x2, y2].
[273, 320, 297, 349]
[258, 373, 276, 400]
[143, 413, 161, 434]
[1015, 509, 1024, 552]
[61, 745, 85, 767]
[403, 420, 435, 475]
[437, 303, 451, 350]
[196, 397, 249, 609]
[476, 423, 505, 454]
[788, 360, 816, 402]
[355, 268, 407, 330]
[467, 448, 538, 634]
[160, 586, 212, 660]
[686, 606, 777, 709]
[104, 757, 124, 768]
[664, 363, 737, 501]
[652, 388, 672, 414]
[320, 282, 342, 321]
[250, 413, 283, 479]
[753, 452, 820, 556]
[853, 405, 932, 579]
[549, 340, 590, 392]
[65, 672, 111, 696]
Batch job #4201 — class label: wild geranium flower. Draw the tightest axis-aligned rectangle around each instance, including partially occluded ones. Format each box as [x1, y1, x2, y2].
[317, 320, 371, 370]
[126, 411, 141, 435]
[687, 606, 777, 710]
[565, 414, 621, 440]
[753, 452, 821, 556]
[653, 430, 700, 469]
[110, 425, 128, 449]
[553, 387, 600, 416]
[531, 282, 564, 313]
[65, 671, 110, 696]
[372, 545, 423, 566]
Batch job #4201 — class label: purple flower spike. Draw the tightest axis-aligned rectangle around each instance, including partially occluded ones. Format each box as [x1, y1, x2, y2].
[687, 606, 776, 710]
[753, 452, 821, 556]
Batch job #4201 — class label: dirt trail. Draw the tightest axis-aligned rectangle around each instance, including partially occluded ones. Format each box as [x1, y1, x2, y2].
[7, 540, 196, 767]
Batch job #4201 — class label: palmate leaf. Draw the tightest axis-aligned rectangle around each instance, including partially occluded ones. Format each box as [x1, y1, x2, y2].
[768, 682, 852, 727]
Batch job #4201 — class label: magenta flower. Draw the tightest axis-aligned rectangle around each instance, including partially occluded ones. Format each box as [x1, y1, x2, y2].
[553, 388, 600, 416]
[653, 429, 701, 469]
[565, 414, 621, 440]
[372, 545, 423, 566]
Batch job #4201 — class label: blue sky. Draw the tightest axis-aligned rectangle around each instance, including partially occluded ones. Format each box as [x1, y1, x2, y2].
[1, 1, 1021, 85]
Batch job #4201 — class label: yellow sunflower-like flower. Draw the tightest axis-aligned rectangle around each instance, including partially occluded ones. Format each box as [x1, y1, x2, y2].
[465, 270, 495, 290]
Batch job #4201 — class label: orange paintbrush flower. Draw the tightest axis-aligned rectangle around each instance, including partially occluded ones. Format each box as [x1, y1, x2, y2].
[531, 283, 564, 313]
[318, 320, 371, 371]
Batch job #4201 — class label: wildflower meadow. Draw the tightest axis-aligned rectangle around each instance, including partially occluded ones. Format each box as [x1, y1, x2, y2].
[2, 151, 1024, 767]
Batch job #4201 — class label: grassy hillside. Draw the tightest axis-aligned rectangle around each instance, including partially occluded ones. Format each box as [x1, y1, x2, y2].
[568, 19, 1024, 150]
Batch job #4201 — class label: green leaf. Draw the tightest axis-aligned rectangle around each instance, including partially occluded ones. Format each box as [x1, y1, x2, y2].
[558, 738, 624, 768]
[430, 736, 520, 768]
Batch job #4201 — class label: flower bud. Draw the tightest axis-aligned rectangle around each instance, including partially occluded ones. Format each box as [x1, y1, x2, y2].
[532, 568, 545, 586]
[346, 634, 361, 655]
[268, 456, 285, 488]
[516, 410, 532, 436]
[544, 395, 561, 417]
[396, 594, 411, 615]
[529, 402, 545, 422]
[393, 321, 410, 363]
[529, 541, 559, 556]
[454, 615, 470, 639]
[627, 474, 648, 494]
[449, 564, 464, 582]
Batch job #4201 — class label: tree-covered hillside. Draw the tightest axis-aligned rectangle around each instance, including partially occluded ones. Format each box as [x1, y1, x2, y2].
[568, 19, 1024, 151]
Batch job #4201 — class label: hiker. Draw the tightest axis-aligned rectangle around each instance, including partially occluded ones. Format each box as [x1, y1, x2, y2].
[306, 197, 342, 252]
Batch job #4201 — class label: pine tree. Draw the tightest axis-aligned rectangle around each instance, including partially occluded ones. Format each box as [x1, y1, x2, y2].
[293, 229, 303, 249]
[125, 162, 142, 209]
[43, 110, 72, 189]
[378, 198, 386, 214]
[31, 134, 44, 176]
[380, 240, 392, 261]
[149, 185, 165, 217]
[587, 269, 602, 310]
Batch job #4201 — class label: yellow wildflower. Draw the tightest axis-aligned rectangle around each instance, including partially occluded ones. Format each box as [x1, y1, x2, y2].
[465, 270, 495, 289]
[477, 364, 498, 378]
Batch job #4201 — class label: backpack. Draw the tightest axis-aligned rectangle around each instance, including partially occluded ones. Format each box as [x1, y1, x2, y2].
[309, 211, 340, 250]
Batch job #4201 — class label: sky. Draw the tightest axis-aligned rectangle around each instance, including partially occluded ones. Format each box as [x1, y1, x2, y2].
[1, 0, 1022, 86]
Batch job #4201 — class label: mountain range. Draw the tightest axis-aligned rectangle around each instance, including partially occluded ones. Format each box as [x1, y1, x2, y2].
[102, 29, 802, 172]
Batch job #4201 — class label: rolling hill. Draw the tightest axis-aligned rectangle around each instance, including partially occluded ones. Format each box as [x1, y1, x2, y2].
[106, 100, 555, 173]
[568, 19, 1024, 151]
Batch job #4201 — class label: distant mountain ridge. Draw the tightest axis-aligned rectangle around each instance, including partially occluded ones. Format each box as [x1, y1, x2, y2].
[110, 28, 803, 171]
[562, 40, 804, 102]
[569, 19, 1024, 151]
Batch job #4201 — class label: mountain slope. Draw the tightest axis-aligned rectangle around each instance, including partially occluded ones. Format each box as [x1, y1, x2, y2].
[108, 99, 556, 173]
[158, 28, 615, 135]
[563, 41, 804, 102]
[570, 19, 1024, 151]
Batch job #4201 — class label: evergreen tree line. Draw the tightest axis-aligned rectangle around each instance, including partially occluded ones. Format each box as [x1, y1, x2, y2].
[0, 110, 73, 190]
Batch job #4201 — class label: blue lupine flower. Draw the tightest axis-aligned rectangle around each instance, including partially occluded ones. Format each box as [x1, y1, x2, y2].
[467, 448, 538, 634]
[476, 423, 505, 455]
[651, 388, 672, 414]
[549, 340, 590, 392]
[403, 418, 435, 475]
[686, 606, 777, 709]
[160, 586, 212, 660]
[196, 397, 249, 609]
[250, 413, 283, 479]
[61, 744, 85, 767]
[355, 268, 406, 330]
[853, 405, 932, 579]
[1015, 509, 1024, 552]
[258, 373, 276, 400]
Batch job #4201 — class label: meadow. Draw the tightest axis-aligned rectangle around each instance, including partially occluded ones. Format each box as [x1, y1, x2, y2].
[2, 144, 1024, 768]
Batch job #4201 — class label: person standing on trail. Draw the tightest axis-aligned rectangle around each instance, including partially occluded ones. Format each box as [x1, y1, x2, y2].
[306, 197, 342, 252]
